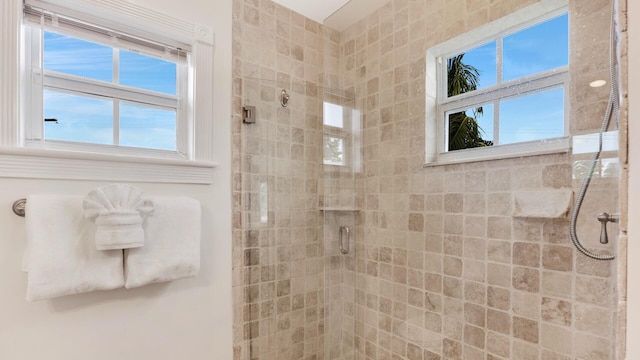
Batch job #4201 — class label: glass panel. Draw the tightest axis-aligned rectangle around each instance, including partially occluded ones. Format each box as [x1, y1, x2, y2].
[43, 89, 113, 144]
[120, 50, 177, 95]
[323, 102, 344, 128]
[447, 41, 496, 96]
[447, 104, 494, 151]
[499, 87, 564, 144]
[44, 31, 112, 82]
[324, 135, 345, 165]
[322, 88, 358, 360]
[119, 102, 176, 150]
[503, 14, 569, 81]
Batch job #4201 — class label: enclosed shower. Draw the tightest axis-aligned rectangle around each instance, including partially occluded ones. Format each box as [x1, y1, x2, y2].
[231, 0, 625, 359]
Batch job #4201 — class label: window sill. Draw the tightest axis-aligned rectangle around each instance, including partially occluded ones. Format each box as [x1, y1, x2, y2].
[0, 147, 217, 184]
[424, 137, 570, 167]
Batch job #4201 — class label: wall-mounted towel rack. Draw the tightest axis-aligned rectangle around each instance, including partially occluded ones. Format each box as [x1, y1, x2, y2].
[13, 198, 26, 217]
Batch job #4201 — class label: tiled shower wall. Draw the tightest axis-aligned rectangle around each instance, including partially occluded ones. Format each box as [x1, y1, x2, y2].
[341, 0, 619, 359]
[231, 0, 622, 359]
[616, 0, 629, 358]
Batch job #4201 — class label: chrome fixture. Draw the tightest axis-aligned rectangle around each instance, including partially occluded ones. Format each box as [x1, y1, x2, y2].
[242, 105, 256, 124]
[339, 225, 350, 254]
[280, 89, 289, 107]
[13, 198, 26, 217]
[597, 212, 619, 244]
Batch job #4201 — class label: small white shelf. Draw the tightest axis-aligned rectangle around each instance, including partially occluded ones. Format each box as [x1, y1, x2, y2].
[319, 208, 360, 212]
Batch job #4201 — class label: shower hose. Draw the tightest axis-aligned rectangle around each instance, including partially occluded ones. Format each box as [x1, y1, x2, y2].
[569, 0, 619, 261]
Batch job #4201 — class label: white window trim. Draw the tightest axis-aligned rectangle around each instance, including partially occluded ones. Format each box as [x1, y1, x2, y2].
[0, 0, 217, 184]
[425, 0, 570, 166]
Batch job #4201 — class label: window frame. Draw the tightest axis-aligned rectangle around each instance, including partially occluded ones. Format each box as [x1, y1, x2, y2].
[425, 1, 570, 166]
[0, 0, 217, 183]
[23, 4, 189, 158]
[322, 101, 361, 172]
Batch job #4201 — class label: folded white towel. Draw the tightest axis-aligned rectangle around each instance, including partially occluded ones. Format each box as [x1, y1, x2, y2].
[124, 196, 201, 289]
[83, 184, 154, 250]
[24, 195, 125, 301]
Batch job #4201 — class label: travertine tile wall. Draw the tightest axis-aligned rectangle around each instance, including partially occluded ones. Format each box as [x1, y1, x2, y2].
[616, 0, 629, 357]
[340, 0, 620, 359]
[232, 0, 622, 359]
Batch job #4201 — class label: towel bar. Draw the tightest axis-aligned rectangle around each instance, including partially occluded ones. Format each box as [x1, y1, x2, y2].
[13, 198, 26, 217]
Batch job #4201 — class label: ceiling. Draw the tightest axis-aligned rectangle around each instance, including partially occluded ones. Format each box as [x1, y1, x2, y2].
[271, 0, 389, 31]
[270, 0, 350, 24]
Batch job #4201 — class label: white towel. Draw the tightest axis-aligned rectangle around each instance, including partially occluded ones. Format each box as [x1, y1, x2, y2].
[83, 184, 154, 250]
[124, 196, 201, 289]
[24, 195, 125, 301]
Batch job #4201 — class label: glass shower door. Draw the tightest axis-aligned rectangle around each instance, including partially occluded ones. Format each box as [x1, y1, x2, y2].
[239, 76, 326, 360]
[321, 88, 359, 360]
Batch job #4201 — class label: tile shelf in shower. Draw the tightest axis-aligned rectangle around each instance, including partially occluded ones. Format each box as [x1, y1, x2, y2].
[319, 207, 360, 212]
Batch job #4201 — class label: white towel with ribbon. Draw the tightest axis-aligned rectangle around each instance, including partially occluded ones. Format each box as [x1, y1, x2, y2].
[23, 195, 125, 301]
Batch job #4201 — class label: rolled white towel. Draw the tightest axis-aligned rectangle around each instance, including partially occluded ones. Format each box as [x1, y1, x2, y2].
[83, 184, 154, 250]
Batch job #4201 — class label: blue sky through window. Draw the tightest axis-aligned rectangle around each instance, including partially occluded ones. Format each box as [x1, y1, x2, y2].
[503, 14, 569, 81]
[120, 102, 176, 150]
[44, 32, 112, 81]
[44, 89, 113, 144]
[42, 31, 178, 150]
[447, 13, 568, 146]
[500, 88, 565, 144]
[461, 42, 496, 90]
[120, 50, 177, 95]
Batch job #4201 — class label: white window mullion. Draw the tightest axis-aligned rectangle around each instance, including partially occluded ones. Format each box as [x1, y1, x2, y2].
[43, 71, 179, 109]
[113, 48, 119, 145]
[25, 25, 45, 142]
[441, 67, 568, 108]
[113, 47, 119, 84]
[563, 79, 570, 137]
[439, 70, 568, 114]
[496, 37, 503, 85]
[175, 60, 189, 157]
[493, 100, 500, 145]
[113, 98, 120, 145]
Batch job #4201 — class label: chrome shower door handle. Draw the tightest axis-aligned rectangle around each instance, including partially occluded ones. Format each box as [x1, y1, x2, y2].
[339, 225, 350, 254]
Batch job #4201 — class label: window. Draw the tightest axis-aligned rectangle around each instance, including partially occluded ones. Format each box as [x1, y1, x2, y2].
[0, 0, 217, 183]
[426, 1, 570, 164]
[323, 101, 362, 171]
[23, 2, 189, 158]
[323, 102, 348, 166]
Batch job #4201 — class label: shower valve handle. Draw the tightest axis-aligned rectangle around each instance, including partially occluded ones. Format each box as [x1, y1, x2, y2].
[597, 212, 619, 244]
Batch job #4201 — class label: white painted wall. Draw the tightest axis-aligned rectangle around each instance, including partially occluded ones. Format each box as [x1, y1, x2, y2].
[627, 0, 639, 358]
[0, 0, 233, 359]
